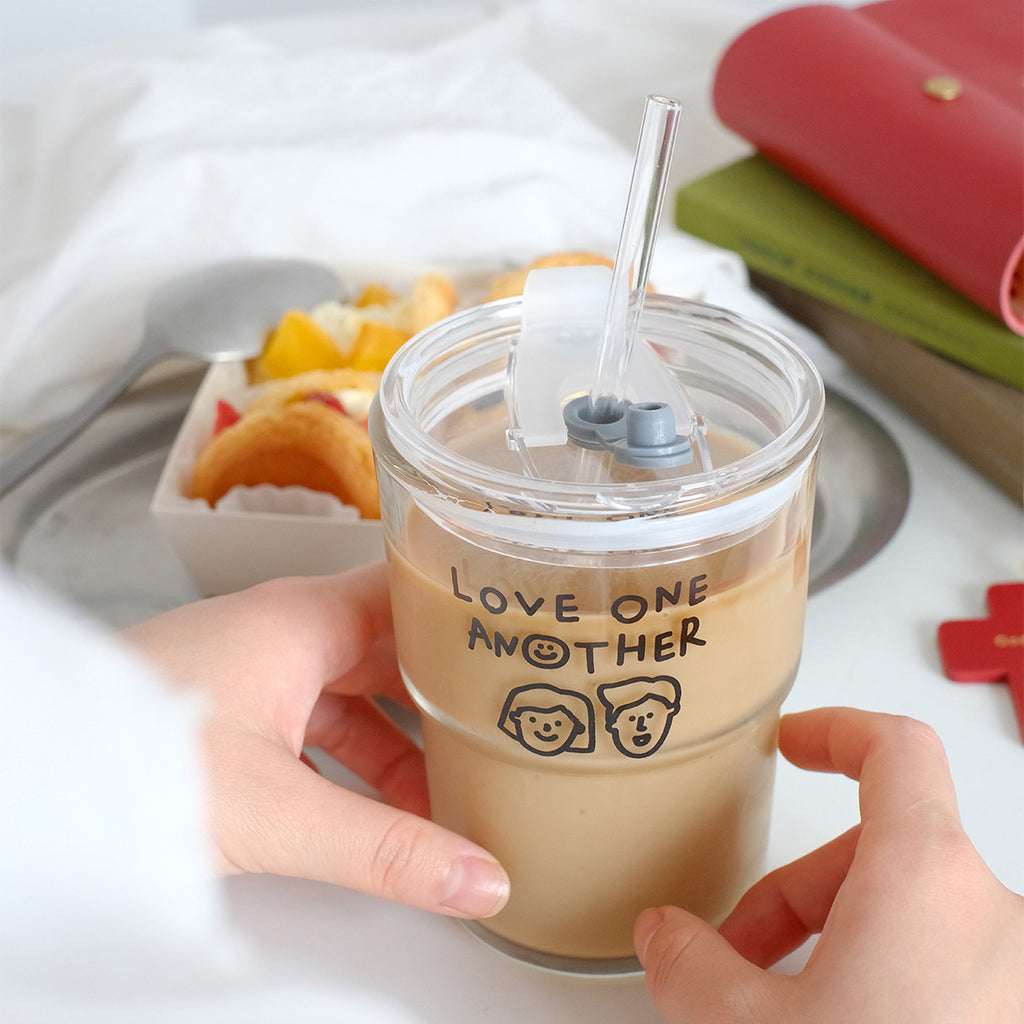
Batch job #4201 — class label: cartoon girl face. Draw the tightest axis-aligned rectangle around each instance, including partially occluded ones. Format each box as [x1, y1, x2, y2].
[509, 705, 584, 756]
[498, 683, 596, 756]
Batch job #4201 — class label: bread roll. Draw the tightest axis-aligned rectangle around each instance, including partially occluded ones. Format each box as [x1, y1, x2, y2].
[191, 370, 381, 518]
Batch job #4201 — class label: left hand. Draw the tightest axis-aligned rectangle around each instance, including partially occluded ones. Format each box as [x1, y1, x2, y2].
[122, 562, 510, 920]
[634, 707, 1024, 1022]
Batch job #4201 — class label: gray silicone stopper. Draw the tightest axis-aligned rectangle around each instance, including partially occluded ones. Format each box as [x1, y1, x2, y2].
[612, 401, 693, 468]
[563, 397, 693, 467]
[562, 395, 629, 450]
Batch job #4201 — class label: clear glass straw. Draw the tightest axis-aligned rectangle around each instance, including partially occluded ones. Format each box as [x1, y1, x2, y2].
[589, 94, 681, 420]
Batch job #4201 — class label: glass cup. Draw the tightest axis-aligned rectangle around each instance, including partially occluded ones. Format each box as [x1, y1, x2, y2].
[369, 293, 825, 973]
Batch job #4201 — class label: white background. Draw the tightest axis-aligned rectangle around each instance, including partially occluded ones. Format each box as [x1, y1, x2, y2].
[0, 0, 788, 61]
[0, 0, 525, 60]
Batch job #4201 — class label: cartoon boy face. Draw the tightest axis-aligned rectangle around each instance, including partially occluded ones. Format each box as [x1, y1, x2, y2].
[498, 683, 595, 756]
[597, 676, 681, 759]
[607, 695, 677, 757]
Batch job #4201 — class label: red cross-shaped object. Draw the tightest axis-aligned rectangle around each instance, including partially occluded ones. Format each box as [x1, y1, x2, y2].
[937, 582, 1024, 742]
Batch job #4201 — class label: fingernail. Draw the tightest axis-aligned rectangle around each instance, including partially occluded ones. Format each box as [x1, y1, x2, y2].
[634, 907, 666, 963]
[442, 856, 511, 918]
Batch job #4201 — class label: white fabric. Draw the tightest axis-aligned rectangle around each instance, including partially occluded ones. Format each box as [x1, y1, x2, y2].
[0, 0, 794, 436]
[0, 565, 422, 1024]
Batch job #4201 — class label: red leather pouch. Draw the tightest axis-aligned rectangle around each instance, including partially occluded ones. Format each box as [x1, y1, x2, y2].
[712, 0, 1024, 333]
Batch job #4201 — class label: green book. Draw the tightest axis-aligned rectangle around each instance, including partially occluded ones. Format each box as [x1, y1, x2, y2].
[675, 155, 1023, 389]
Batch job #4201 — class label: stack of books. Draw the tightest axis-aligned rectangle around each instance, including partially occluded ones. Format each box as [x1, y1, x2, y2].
[675, 0, 1023, 503]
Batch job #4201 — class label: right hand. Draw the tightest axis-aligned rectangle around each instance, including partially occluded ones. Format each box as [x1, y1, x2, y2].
[122, 563, 510, 920]
[635, 707, 1024, 1023]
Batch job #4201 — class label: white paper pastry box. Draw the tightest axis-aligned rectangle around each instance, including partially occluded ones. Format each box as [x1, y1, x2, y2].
[148, 261, 510, 596]
[151, 360, 384, 596]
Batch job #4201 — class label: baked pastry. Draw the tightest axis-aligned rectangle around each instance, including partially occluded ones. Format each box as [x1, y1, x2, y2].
[190, 369, 381, 518]
[249, 272, 459, 383]
[485, 251, 615, 301]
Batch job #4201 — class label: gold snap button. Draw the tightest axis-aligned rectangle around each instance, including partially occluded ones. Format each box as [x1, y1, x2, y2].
[923, 75, 963, 100]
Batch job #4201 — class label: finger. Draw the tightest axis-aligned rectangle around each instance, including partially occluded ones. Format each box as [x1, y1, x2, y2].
[323, 632, 415, 708]
[283, 561, 397, 688]
[718, 826, 860, 968]
[780, 707, 961, 829]
[209, 725, 509, 918]
[636, 906, 781, 1023]
[122, 562, 397, 709]
[305, 691, 430, 818]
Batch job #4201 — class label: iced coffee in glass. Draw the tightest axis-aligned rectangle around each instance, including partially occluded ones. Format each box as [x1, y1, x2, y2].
[369, 291, 824, 972]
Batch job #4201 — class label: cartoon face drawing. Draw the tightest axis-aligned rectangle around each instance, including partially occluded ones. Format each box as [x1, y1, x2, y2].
[608, 696, 676, 755]
[498, 684, 595, 756]
[522, 634, 571, 670]
[597, 675, 681, 758]
[510, 705, 582, 755]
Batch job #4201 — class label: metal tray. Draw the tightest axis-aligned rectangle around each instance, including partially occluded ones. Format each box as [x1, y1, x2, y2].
[1, 373, 909, 628]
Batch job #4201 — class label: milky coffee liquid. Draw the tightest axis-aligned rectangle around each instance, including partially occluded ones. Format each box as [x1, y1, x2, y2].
[387, 436, 814, 962]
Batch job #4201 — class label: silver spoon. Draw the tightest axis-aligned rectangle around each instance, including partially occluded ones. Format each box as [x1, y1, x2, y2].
[0, 258, 341, 497]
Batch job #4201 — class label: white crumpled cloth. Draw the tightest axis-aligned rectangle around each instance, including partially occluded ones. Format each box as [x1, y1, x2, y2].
[0, 0, 805, 437]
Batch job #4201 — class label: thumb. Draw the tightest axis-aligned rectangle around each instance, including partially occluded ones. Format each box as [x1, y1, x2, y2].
[209, 729, 510, 919]
[635, 906, 778, 1023]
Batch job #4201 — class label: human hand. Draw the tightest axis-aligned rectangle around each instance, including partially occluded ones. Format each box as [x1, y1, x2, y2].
[122, 562, 509, 920]
[635, 707, 1024, 1023]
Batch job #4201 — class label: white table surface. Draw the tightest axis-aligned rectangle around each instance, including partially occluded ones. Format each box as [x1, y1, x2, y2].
[1, 2, 1020, 1021]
